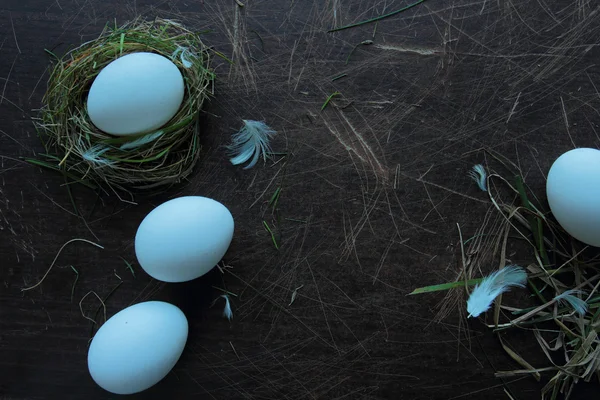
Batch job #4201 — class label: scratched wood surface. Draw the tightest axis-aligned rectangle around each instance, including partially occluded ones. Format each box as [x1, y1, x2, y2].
[1, 0, 600, 399]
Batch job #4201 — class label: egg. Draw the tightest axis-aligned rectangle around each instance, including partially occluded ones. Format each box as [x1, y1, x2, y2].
[135, 196, 235, 282]
[87, 301, 188, 394]
[86, 52, 184, 136]
[546, 148, 600, 247]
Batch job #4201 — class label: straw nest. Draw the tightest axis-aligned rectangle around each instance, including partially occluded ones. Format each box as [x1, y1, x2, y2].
[33, 18, 213, 191]
[413, 150, 600, 399]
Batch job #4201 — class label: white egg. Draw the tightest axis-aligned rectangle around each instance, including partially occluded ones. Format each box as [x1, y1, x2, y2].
[547, 148, 600, 247]
[87, 52, 184, 136]
[87, 301, 188, 394]
[135, 196, 234, 282]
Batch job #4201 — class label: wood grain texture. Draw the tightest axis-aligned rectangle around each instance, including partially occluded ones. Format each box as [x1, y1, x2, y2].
[1, 0, 600, 399]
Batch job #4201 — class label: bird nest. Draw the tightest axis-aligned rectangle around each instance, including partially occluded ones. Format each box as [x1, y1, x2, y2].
[412, 150, 600, 400]
[32, 18, 213, 192]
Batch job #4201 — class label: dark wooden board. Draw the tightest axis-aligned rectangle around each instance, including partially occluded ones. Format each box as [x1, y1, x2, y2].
[1, 0, 600, 399]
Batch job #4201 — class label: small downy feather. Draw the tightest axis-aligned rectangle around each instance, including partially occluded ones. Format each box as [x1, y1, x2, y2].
[555, 289, 588, 316]
[119, 130, 164, 150]
[220, 294, 233, 321]
[171, 46, 197, 68]
[226, 120, 276, 169]
[468, 164, 487, 192]
[82, 144, 115, 167]
[467, 265, 527, 318]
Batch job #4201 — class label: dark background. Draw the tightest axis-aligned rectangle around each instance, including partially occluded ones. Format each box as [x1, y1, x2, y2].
[1, 0, 599, 399]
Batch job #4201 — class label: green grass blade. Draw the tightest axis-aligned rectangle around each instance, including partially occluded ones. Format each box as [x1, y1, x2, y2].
[44, 48, 60, 60]
[263, 220, 279, 249]
[211, 49, 234, 64]
[268, 187, 282, 209]
[328, 0, 426, 32]
[23, 158, 97, 189]
[345, 40, 373, 64]
[106, 148, 170, 163]
[515, 175, 550, 266]
[321, 92, 340, 111]
[120, 257, 136, 278]
[119, 33, 125, 56]
[409, 277, 484, 295]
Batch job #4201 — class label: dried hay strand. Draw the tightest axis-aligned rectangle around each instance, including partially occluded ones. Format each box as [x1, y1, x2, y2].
[412, 150, 600, 400]
[31, 18, 214, 192]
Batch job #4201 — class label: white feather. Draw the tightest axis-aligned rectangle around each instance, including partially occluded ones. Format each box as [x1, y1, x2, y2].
[226, 120, 276, 169]
[468, 164, 487, 192]
[555, 289, 588, 316]
[467, 265, 527, 318]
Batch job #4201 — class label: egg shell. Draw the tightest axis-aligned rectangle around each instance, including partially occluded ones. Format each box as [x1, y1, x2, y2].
[135, 196, 234, 282]
[86, 52, 184, 136]
[87, 301, 188, 395]
[547, 148, 600, 247]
